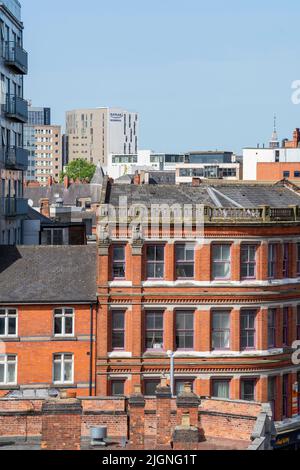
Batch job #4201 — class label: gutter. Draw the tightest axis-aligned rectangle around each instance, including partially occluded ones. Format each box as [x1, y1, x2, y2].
[89, 303, 94, 397]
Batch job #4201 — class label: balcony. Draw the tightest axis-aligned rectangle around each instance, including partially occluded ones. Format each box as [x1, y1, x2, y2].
[5, 95, 28, 123]
[0, 146, 28, 170]
[0, 197, 28, 218]
[4, 42, 28, 75]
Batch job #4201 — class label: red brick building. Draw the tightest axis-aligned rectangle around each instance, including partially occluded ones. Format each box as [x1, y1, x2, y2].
[96, 179, 300, 442]
[1, 179, 300, 448]
[0, 246, 97, 398]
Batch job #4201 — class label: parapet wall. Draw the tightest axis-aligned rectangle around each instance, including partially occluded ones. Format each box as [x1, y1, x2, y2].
[0, 395, 263, 447]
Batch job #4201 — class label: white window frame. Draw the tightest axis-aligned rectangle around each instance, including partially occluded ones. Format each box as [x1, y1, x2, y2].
[0, 355, 17, 385]
[0, 308, 18, 338]
[53, 353, 74, 385]
[53, 308, 75, 338]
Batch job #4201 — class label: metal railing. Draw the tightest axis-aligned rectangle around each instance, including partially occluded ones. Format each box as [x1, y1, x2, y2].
[5, 94, 28, 123]
[0, 146, 28, 170]
[0, 197, 28, 217]
[4, 41, 28, 75]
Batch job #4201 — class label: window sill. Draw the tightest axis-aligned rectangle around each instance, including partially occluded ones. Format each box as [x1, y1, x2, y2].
[0, 385, 20, 391]
[0, 337, 20, 342]
[51, 337, 77, 342]
[51, 384, 76, 389]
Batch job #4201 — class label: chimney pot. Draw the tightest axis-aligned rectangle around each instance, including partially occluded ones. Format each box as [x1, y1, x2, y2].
[192, 178, 201, 187]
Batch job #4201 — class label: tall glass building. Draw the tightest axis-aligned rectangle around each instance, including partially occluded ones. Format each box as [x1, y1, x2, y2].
[25, 106, 51, 181]
[0, 0, 28, 245]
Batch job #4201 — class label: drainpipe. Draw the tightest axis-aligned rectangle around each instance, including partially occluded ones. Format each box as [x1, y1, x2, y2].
[167, 350, 175, 397]
[89, 303, 94, 397]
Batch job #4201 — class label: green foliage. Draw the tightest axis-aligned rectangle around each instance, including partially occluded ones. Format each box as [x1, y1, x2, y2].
[60, 159, 96, 183]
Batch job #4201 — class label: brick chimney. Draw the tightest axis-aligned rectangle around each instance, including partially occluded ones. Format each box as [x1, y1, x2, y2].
[192, 178, 201, 187]
[63, 175, 70, 189]
[134, 173, 141, 185]
[47, 175, 53, 187]
[40, 198, 50, 218]
[293, 128, 300, 147]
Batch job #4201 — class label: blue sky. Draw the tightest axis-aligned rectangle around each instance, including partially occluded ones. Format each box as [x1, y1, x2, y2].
[22, 0, 300, 153]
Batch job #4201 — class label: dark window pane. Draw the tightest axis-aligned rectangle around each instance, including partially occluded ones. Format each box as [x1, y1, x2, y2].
[54, 317, 62, 335]
[113, 312, 125, 329]
[112, 332, 124, 349]
[8, 317, 16, 335]
[144, 380, 160, 396]
[0, 318, 5, 335]
[213, 380, 230, 399]
[65, 317, 73, 335]
[147, 246, 155, 261]
[111, 381, 125, 396]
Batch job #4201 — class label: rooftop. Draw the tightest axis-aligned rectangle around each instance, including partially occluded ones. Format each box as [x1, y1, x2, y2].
[24, 182, 102, 208]
[0, 246, 97, 304]
[107, 180, 300, 209]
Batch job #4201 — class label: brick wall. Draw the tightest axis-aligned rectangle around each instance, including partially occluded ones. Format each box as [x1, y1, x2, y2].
[0, 396, 263, 446]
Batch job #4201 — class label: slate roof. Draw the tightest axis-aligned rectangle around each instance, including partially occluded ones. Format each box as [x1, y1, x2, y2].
[0, 246, 97, 304]
[24, 183, 102, 207]
[107, 181, 300, 209]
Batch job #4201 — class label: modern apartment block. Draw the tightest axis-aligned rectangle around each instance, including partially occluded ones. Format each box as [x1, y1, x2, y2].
[24, 106, 62, 185]
[66, 107, 139, 166]
[0, 0, 28, 245]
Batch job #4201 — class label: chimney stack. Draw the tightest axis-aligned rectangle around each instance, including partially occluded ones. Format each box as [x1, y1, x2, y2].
[40, 198, 50, 219]
[64, 175, 70, 189]
[47, 176, 53, 187]
[133, 173, 141, 186]
[192, 178, 201, 187]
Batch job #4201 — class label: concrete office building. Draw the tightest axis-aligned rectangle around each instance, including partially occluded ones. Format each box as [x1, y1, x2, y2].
[0, 0, 28, 245]
[25, 106, 62, 185]
[243, 127, 300, 182]
[107, 150, 185, 179]
[66, 107, 139, 167]
[176, 151, 241, 183]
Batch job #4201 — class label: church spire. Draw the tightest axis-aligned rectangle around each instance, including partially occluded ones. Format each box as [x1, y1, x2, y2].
[270, 114, 280, 148]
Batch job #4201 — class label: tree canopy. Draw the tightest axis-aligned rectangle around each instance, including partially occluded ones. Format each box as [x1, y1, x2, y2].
[60, 159, 96, 183]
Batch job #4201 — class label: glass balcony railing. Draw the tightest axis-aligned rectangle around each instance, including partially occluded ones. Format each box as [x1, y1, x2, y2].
[0, 197, 28, 218]
[5, 95, 28, 123]
[0, 146, 29, 170]
[4, 42, 28, 75]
